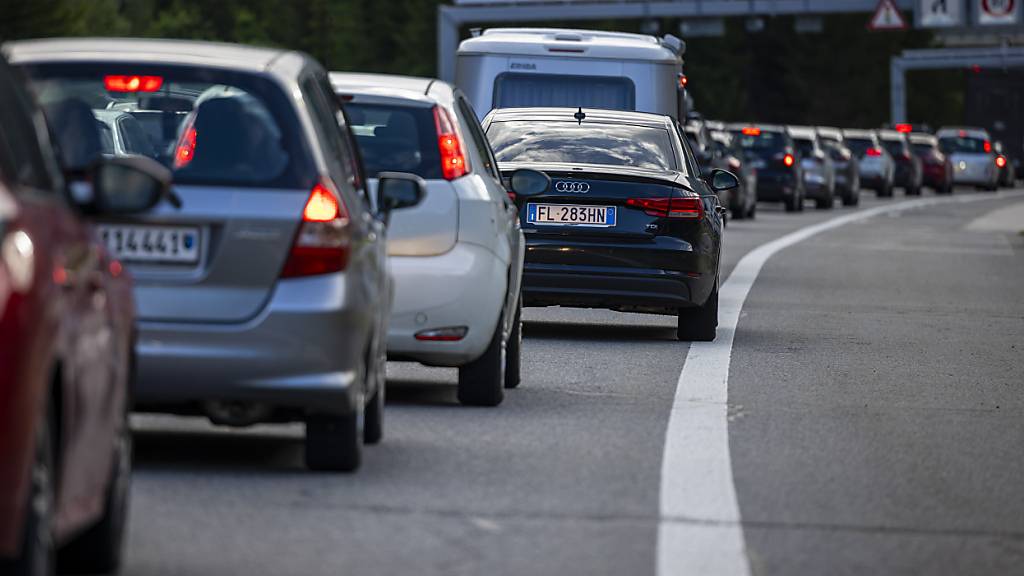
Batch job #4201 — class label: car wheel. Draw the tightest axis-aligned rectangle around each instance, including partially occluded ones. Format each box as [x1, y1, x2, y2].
[677, 282, 718, 342]
[305, 410, 362, 472]
[784, 194, 799, 212]
[458, 311, 506, 406]
[747, 201, 756, 219]
[504, 297, 523, 389]
[8, 399, 56, 576]
[59, 410, 131, 574]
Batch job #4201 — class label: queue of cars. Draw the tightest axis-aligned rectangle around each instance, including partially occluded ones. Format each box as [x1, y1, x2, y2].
[1, 28, 1019, 576]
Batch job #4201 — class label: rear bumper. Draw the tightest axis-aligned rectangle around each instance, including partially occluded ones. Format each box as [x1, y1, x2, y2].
[522, 236, 716, 314]
[386, 243, 505, 367]
[135, 273, 372, 416]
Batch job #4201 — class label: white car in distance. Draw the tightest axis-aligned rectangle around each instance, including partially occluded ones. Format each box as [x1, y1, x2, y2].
[331, 72, 547, 406]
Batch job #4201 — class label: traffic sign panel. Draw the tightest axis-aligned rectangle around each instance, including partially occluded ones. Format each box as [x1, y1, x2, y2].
[977, 0, 1020, 25]
[919, 0, 964, 27]
[869, 0, 909, 30]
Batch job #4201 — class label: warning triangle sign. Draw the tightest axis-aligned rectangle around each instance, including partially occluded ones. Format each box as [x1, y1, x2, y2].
[868, 0, 907, 30]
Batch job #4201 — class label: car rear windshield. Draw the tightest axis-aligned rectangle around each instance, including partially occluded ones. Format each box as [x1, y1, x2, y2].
[880, 139, 906, 157]
[486, 120, 678, 171]
[20, 63, 314, 189]
[938, 136, 988, 154]
[911, 143, 936, 155]
[845, 138, 873, 156]
[493, 73, 636, 111]
[793, 138, 815, 157]
[734, 130, 787, 156]
[343, 102, 442, 179]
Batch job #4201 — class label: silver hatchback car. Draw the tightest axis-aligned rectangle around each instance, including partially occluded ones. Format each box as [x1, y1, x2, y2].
[9, 38, 424, 472]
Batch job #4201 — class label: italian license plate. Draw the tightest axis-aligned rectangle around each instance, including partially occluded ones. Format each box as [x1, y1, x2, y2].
[526, 203, 616, 227]
[97, 225, 200, 264]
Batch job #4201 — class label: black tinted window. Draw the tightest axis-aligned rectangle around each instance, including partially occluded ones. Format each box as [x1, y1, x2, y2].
[487, 120, 678, 171]
[880, 139, 906, 157]
[845, 138, 873, 156]
[345, 103, 442, 179]
[794, 138, 815, 157]
[22, 63, 314, 189]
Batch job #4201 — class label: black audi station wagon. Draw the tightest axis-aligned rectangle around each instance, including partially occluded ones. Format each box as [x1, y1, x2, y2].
[482, 107, 736, 341]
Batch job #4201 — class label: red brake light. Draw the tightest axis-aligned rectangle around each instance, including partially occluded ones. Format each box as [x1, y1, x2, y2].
[783, 153, 795, 167]
[281, 181, 351, 278]
[173, 126, 197, 169]
[996, 155, 1007, 168]
[626, 196, 703, 220]
[303, 183, 341, 222]
[866, 147, 883, 157]
[434, 106, 468, 180]
[742, 127, 761, 136]
[984, 140, 992, 153]
[104, 75, 163, 92]
[678, 74, 688, 88]
[895, 123, 912, 133]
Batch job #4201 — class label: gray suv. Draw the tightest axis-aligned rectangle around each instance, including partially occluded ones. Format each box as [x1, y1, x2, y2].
[8, 38, 423, 472]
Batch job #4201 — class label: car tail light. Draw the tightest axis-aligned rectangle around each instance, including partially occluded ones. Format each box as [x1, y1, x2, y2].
[783, 153, 795, 167]
[626, 196, 703, 220]
[434, 106, 468, 180]
[415, 326, 469, 341]
[996, 155, 1007, 168]
[984, 140, 992, 153]
[742, 127, 761, 136]
[866, 147, 883, 157]
[104, 75, 164, 92]
[281, 180, 351, 278]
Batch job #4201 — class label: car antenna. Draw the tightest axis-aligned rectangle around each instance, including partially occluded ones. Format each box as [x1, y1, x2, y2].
[574, 107, 585, 125]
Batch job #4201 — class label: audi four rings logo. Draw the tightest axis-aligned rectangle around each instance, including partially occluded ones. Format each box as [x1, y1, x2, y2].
[555, 181, 590, 193]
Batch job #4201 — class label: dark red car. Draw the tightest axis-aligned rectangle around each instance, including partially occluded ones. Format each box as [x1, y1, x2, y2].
[909, 132, 953, 195]
[0, 55, 167, 575]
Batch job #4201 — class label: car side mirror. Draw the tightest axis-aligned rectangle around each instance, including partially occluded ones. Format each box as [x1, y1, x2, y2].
[708, 168, 739, 192]
[90, 156, 171, 214]
[377, 171, 425, 220]
[509, 168, 550, 198]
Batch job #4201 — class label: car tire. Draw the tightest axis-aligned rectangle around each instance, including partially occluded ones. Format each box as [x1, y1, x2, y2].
[7, 399, 56, 576]
[504, 297, 523, 389]
[59, 411, 131, 574]
[747, 201, 756, 219]
[305, 411, 362, 472]
[784, 194, 799, 212]
[363, 382, 383, 446]
[797, 190, 806, 212]
[458, 311, 506, 406]
[677, 282, 718, 342]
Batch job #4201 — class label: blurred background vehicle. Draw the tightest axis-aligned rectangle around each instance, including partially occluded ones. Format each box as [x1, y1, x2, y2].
[843, 129, 895, 198]
[682, 118, 732, 217]
[937, 126, 999, 191]
[788, 126, 835, 209]
[876, 129, 923, 196]
[0, 53, 168, 576]
[332, 72, 542, 406]
[909, 132, 953, 195]
[993, 141, 1016, 188]
[816, 126, 860, 206]
[9, 38, 424, 473]
[708, 128, 757, 219]
[456, 28, 687, 121]
[484, 107, 729, 342]
[729, 123, 804, 212]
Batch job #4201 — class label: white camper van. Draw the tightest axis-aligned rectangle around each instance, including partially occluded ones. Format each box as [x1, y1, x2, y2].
[455, 28, 687, 121]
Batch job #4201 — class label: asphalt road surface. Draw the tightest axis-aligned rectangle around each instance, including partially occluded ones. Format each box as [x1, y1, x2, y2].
[126, 187, 1024, 576]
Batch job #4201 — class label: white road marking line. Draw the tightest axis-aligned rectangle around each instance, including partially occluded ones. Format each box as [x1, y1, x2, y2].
[657, 190, 1024, 576]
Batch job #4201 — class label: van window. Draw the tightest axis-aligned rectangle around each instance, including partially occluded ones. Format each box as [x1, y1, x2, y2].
[493, 73, 635, 111]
